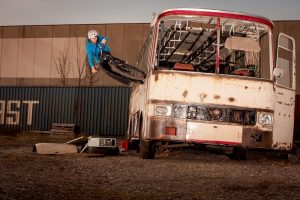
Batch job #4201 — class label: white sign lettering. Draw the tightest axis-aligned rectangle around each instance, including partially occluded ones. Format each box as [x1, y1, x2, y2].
[0, 100, 39, 126]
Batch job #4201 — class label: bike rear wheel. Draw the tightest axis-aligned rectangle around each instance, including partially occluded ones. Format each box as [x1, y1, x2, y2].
[104, 55, 146, 83]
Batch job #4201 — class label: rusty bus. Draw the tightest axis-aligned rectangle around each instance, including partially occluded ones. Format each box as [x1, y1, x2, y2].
[126, 8, 296, 159]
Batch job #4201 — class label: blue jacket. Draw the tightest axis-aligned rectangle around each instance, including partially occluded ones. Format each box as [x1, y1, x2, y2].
[86, 35, 110, 68]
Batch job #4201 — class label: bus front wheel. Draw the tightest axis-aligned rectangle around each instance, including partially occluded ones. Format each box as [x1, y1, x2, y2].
[140, 140, 156, 159]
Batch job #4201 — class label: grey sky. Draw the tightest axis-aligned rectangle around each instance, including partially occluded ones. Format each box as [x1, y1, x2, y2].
[0, 0, 299, 26]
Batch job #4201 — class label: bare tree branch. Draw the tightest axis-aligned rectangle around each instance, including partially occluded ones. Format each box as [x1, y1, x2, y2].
[54, 45, 72, 86]
[76, 36, 86, 86]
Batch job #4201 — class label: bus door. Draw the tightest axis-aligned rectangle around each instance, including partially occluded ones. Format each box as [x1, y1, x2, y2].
[272, 33, 296, 150]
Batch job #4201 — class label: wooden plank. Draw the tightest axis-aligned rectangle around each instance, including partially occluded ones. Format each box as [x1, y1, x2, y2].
[52, 123, 75, 127]
[66, 136, 88, 145]
[34, 143, 78, 154]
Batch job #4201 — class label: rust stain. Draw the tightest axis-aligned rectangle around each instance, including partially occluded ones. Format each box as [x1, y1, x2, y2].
[155, 74, 159, 81]
[214, 95, 220, 99]
[277, 101, 282, 104]
[272, 142, 292, 150]
[272, 142, 278, 148]
[245, 86, 248, 89]
[199, 93, 207, 103]
[277, 92, 284, 95]
[183, 90, 188, 97]
[228, 97, 235, 102]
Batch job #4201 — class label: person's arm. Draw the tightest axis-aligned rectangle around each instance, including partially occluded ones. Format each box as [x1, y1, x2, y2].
[86, 46, 97, 73]
[99, 35, 108, 44]
[98, 35, 110, 53]
[86, 46, 94, 68]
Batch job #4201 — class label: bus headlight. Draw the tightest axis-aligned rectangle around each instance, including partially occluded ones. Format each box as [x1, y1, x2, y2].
[154, 105, 172, 116]
[258, 113, 273, 125]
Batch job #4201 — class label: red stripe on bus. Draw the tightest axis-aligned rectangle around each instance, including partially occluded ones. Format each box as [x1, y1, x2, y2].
[187, 139, 241, 145]
[158, 9, 273, 29]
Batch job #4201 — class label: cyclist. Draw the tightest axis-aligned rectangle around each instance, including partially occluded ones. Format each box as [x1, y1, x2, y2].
[86, 29, 111, 74]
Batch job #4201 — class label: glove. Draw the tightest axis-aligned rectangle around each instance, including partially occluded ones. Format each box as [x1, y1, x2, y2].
[99, 43, 105, 49]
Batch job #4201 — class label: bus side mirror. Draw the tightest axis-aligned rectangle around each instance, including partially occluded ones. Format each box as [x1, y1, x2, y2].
[150, 12, 158, 27]
[273, 67, 284, 79]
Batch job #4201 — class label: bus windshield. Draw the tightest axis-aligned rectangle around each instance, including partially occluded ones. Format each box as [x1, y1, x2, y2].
[155, 15, 271, 79]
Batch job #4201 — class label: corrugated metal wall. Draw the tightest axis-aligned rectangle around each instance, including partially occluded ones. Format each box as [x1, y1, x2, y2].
[0, 86, 130, 136]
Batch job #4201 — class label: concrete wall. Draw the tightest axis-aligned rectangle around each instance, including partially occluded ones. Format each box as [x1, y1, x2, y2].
[0, 21, 299, 93]
[0, 23, 150, 86]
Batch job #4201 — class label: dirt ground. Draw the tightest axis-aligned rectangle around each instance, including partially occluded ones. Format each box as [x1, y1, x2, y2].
[0, 133, 300, 200]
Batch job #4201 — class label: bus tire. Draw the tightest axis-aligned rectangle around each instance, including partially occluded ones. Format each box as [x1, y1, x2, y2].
[228, 147, 247, 160]
[140, 140, 156, 159]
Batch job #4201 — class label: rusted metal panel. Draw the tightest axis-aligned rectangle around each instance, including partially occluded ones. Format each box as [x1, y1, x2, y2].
[147, 116, 186, 141]
[272, 86, 295, 150]
[242, 128, 272, 148]
[148, 71, 274, 110]
[186, 122, 242, 144]
[0, 86, 130, 136]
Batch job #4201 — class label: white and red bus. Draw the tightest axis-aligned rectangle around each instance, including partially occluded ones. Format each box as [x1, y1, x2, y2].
[126, 8, 296, 159]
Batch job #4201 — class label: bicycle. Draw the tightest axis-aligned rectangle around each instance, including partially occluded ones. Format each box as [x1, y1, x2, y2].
[99, 53, 146, 84]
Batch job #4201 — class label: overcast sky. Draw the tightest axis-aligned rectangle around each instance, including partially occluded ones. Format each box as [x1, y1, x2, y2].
[0, 0, 300, 26]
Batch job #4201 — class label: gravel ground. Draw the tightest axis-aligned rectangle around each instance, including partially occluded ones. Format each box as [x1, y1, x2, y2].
[0, 133, 300, 200]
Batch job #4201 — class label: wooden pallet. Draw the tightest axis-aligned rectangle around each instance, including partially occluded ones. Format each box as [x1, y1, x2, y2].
[50, 123, 75, 135]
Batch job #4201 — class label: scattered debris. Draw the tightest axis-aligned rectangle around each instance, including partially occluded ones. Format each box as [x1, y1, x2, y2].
[33, 136, 119, 156]
[82, 137, 119, 155]
[66, 136, 88, 145]
[33, 143, 78, 154]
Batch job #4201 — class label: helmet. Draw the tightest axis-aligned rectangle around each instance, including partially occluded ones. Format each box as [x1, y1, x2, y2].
[88, 29, 98, 39]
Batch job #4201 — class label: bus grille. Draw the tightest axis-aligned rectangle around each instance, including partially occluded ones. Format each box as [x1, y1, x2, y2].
[173, 105, 256, 125]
